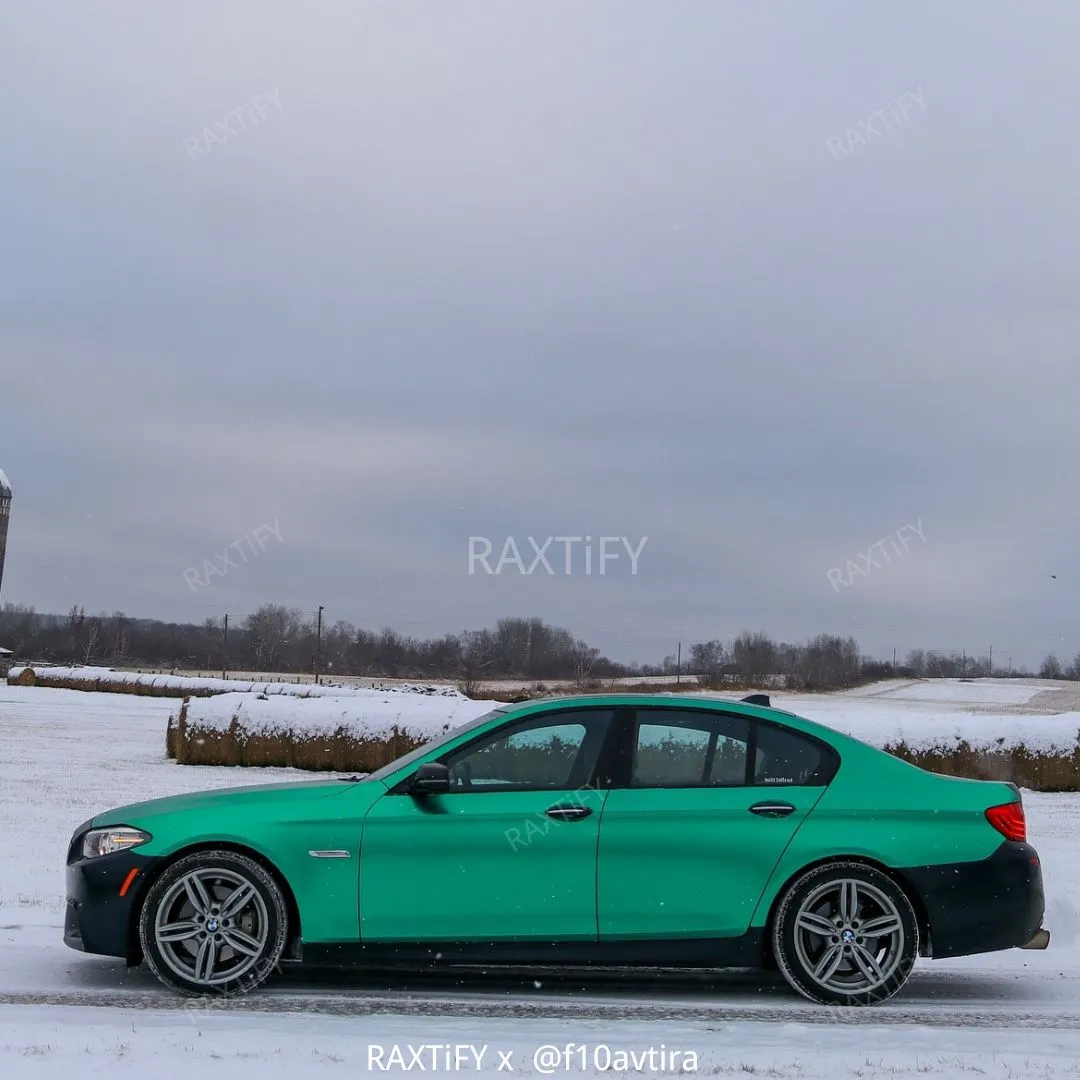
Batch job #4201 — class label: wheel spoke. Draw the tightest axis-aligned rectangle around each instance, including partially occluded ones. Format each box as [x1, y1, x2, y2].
[838, 880, 859, 922]
[157, 920, 201, 943]
[796, 912, 836, 937]
[851, 943, 885, 985]
[221, 927, 263, 957]
[193, 936, 218, 983]
[812, 943, 845, 983]
[860, 913, 902, 937]
[184, 874, 214, 917]
[219, 883, 256, 920]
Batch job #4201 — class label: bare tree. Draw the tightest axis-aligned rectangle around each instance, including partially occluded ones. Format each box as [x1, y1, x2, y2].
[244, 604, 304, 671]
[107, 610, 129, 664]
[82, 618, 101, 664]
[458, 629, 495, 696]
[732, 631, 777, 685]
[689, 640, 726, 684]
[571, 639, 601, 687]
[1040, 654, 1063, 680]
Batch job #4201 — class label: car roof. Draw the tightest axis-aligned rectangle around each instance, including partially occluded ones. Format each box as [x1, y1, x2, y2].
[499, 692, 797, 719]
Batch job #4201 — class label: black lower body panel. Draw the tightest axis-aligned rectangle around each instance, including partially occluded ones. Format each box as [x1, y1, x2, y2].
[900, 841, 1045, 959]
[65, 851, 160, 960]
[303, 931, 767, 971]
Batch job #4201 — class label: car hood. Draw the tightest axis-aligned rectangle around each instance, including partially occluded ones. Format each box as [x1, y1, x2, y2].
[93, 776, 380, 827]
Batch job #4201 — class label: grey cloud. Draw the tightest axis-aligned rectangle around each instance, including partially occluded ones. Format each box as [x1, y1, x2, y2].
[2, 0, 1079, 668]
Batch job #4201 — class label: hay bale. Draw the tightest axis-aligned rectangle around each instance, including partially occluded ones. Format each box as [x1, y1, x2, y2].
[883, 740, 1080, 793]
[174, 692, 488, 773]
[166, 699, 189, 760]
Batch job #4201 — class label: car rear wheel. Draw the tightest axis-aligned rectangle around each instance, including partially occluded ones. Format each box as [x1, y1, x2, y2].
[772, 861, 918, 1006]
[139, 850, 288, 996]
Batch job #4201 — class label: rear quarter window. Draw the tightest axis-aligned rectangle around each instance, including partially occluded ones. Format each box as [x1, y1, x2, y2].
[753, 722, 838, 786]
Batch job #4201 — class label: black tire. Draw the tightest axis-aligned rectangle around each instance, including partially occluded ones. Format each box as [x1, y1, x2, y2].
[138, 849, 289, 996]
[772, 861, 919, 1006]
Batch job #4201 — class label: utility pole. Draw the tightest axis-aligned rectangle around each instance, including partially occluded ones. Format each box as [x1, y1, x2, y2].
[892, 647, 896, 673]
[988, 644, 992, 677]
[676, 641, 681, 685]
[221, 614, 228, 681]
[314, 606, 324, 684]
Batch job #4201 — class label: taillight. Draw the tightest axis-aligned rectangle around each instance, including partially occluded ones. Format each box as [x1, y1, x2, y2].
[986, 801, 1026, 842]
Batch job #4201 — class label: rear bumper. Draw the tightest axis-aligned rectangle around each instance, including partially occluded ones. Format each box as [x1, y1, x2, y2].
[63, 821, 160, 959]
[901, 841, 1046, 959]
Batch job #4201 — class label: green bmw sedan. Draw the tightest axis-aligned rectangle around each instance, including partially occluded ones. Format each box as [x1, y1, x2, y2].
[64, 694, 1049, 1005]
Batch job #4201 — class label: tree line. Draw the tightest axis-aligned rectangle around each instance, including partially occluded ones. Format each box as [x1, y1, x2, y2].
[0, 603, 1076, 690]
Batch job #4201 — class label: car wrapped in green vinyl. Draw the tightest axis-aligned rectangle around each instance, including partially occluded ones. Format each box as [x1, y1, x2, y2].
[65, 694, 1048, 1005]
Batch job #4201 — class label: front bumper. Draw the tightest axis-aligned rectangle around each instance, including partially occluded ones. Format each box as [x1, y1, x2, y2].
[902, 840, 1046, 959]
[64, 820, 160, 960]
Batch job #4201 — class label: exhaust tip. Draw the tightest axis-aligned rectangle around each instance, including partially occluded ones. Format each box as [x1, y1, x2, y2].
[1020, 928, 1050, 950]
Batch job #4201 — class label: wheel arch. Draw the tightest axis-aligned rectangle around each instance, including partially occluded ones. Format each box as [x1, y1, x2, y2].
[760, 855, 933, 962]
[126, 841, 303, 965]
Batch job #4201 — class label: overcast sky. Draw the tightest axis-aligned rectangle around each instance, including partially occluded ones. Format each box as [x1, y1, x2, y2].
[2, 1, 1078, 667]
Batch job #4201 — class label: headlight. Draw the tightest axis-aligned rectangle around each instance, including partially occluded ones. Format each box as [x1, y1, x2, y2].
[82, 827, 151, 859]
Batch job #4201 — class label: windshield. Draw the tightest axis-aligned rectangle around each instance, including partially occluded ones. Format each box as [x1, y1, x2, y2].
[365, 708, 507, 783]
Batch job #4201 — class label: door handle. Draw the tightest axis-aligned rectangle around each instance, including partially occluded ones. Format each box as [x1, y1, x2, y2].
[545, 805, 593, 822]
[749, 802, 796, 818]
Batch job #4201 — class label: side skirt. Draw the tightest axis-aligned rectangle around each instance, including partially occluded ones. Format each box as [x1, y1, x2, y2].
[302, 931, 767, 970]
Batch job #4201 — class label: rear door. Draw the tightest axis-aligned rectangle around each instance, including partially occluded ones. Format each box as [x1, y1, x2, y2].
[597, 707, 834, 939]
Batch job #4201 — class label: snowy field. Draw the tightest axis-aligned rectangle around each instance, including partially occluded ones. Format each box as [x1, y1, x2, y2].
[175, 677, 1080, 755]
[765, 681, 1080, 754]
[2, 681, 1080, 1077]
[9, 664, 465, 699]
[849, 680, 1046, 706]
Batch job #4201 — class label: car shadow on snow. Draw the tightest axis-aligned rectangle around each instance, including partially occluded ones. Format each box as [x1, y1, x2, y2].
[52, 955, 1047, 1012]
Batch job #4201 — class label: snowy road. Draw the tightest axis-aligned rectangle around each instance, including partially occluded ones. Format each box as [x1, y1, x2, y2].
[1, 907, 1078, 1028]
[8, 1004, 1080, 1079]
[2, 682, 1080, 1075]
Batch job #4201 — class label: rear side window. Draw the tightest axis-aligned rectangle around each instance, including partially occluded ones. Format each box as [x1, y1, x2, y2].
[631, 709, 750, 788]
[753, 723, 837, 786]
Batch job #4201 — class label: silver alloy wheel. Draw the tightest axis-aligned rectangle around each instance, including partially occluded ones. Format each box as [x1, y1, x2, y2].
[791, 877, 905, 995]
[153, 867, 270, 987]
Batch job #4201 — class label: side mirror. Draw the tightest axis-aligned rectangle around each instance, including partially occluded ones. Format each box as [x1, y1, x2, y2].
[410, 762, 450, 796]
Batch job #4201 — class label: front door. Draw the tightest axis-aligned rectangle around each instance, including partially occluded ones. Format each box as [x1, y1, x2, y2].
[598, 707, 830, 939]
[360, 707, 615, 941]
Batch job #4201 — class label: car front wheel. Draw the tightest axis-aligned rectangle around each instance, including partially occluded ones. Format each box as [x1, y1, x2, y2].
[139, 850, 289, 996]
[772, 861, 919, 1005]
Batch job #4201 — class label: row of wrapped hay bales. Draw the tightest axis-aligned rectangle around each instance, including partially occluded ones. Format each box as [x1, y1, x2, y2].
[882, 740, 1080, 792]
[170, 691, 496, 772]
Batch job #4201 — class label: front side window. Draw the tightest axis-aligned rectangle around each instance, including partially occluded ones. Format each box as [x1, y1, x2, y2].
[632, 709, 750, 788]
[442, 709, 614, 792]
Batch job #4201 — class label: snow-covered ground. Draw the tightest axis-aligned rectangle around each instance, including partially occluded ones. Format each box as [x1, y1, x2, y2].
[7, 1007, 1080, 1078]
[176, 677, 1080, 754]
[2, 680, 1080, 1076]
[8, 665, 464, 699]
[850, 679, 1046, 706]
[781, 696, 1080, 755]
